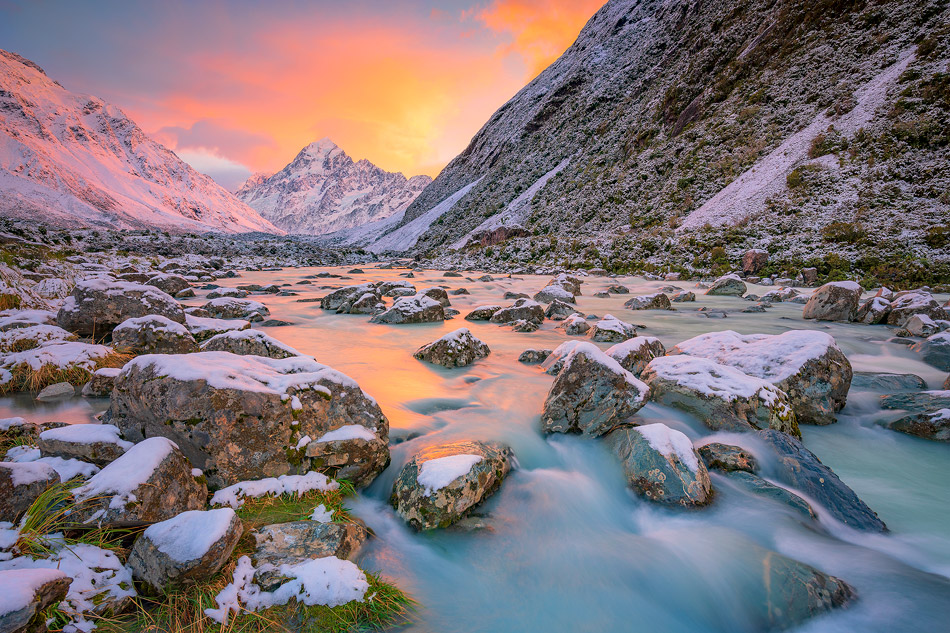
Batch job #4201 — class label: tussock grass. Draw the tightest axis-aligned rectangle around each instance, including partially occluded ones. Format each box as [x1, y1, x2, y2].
[0, 350, 132, 394]
[0, 293, 22, 310]
[235, 481, 358, 530]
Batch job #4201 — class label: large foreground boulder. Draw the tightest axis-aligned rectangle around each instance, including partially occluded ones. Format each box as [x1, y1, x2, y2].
[106, 352, 389, 489]
[640, 356, 799, 437]
[111, 315, 198, 354]
[755, 429, 886, 532]
[413, 328, 490, 367]
[128, 508, 243, 592]
[390, 440, 512, 530]
[802, 282, 862, 322]
[605, 424, 711, 507]
[70, 437, 207, 527]
[541, 342, 648, 437]
[671, 330, 851, 425]
[56, 279, 185, 337]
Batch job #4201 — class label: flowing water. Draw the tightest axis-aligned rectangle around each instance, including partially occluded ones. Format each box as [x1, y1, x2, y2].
[4, 267, 949, 632]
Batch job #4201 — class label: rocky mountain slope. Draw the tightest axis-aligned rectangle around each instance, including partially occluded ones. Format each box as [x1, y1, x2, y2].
[0, 50, 280, 234]
[236, 138, 431, 235]
[398, 0, 950, 285]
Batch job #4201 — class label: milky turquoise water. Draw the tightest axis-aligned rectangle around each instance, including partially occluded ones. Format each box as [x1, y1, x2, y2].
[4, 267, 948, 632]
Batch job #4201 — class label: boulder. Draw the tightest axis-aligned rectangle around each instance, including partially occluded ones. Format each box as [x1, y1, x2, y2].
[489, 298, 544, 325]
[605, 336, 666, 376]
[503, 292, 529, 300]
[854, 296, 890, 324]
[81, 367, 122, 397]
[413, 328, 490, 367]
[706, 274, 746, 296]
[202, 298, 270, 320]
[850, 372, 926, 392]
[671, 330, 852, 425]
[320, 284, 377, 311]
[464, 305, 502, 321]
[518, 349, 552, 364]
[887, 292, 947, 327]
[558, 314, 590, 336]
[35, 382, 75, 402]
[533, 284, 576, 304]
[802, 282, 862, 322]
[184, 315, 250, 343]
[106, 352, 389, 489]
[761, 287, 800, 303]
[588, 314, 637, 342]
[111, 315, 199, 354]
[906, 314, 940, 337]
[884, 409, 950, 442]
[755, 429, 887, 531]
[70, 437, 207, 527]
[200, 329, 301, 359]
[604, 424, 711, 507]
[911, 332, 950, 372]
[207, 287, 248, 299]
[146, 274, 191, 296]
[880, 390, 950, 412]
[418, 287, 451, 307]
[606, 284, 629, 294]
[38, 424, 132, 466]
[540, 342, 648, 437]
[742, 249, 768, 275]
[726, 471, 816, 518]
[641, 356, 799, 437]
[0, 569, 71, 633]
[672, 290, 696, 302]
[697, 443, 758, 473]
[128, 508, 242, 592]
[544, 299, 576, 321]
[56, 279, 185, 337]
[251, 519, 368, 590]
[0, 462, 60, 522]
[511, 319, 539, 332]
[623, 293, 672, 310]
[539, 340, 584, 376]
[390, 440, 513, 530]
[370, 294, 445, 324]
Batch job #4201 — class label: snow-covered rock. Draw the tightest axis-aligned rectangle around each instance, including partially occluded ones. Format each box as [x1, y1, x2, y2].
[640, 356, 799, 436]
[706, 275, 746, 297]
[802, 281, 862, 322]
[489, 298, 544, 325]
[605, 423, 711, 507]
[202, 297, 270, 320]
[128, 508, 243, 592]
[670, 330, 852, 425]
[251, 519, 368, 590]
[184, 314, 250, 343]
[464, 305, 502, 321]
[105, 352, 388, 489]
[541, 342, 648, 437]
[200, 329, 301, 359]
[0, 568, 70, 633]
[0, 461, 60, 522]
[887, 292, 947, 327]
[413, 328, 490, 368]
[370, 294, 444, 324]
[390, 440, 513, 531]
[558, 313, 590, 336]
[111, 314, 198, 354]
[623, 292, 672, 310]
[70, 437, 207, 527]
[588, 314, 636, 342]
[605, 336, 666, 376]
[37, 423, 132, 466]
[56, 278, 185, 337]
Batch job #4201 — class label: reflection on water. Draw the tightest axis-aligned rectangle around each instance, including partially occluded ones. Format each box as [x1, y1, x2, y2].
[11, 266, 950, 631]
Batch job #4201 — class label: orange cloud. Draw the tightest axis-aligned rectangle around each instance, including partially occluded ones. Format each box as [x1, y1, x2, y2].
[121, 2, 606, 183]
[478, 0, 608, 77]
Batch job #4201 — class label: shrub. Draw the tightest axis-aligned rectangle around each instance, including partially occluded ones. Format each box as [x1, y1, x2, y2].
[925, 225, 950, 248]
[822, 221, 867, 244]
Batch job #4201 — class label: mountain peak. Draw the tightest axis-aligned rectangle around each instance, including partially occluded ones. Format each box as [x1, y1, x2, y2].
[301, 137, 341, 157]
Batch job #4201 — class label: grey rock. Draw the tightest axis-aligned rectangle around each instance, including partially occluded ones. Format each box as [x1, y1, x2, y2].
[802, 282, 862, 322]
[57, 278, 185, 337]
[111, 315, 199, 354]
[0, 462, 60, 523]
[414, 328, 490, 367]
[35, 382, 75, 402]
[251, 519, 368, 590]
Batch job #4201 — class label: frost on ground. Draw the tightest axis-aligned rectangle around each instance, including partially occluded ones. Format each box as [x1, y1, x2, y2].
[210, 472, 339, 509]
[204, 554, 368, 624]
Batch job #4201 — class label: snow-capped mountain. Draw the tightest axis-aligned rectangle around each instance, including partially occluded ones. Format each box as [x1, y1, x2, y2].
[236, 138, 432, 235]
[0, 50, 280, 234]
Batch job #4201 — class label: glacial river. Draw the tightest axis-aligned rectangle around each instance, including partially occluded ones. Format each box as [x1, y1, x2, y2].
[3, 267, 949, 632]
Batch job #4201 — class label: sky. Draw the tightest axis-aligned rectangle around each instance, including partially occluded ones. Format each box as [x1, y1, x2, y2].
[0, 0, 606, 190]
